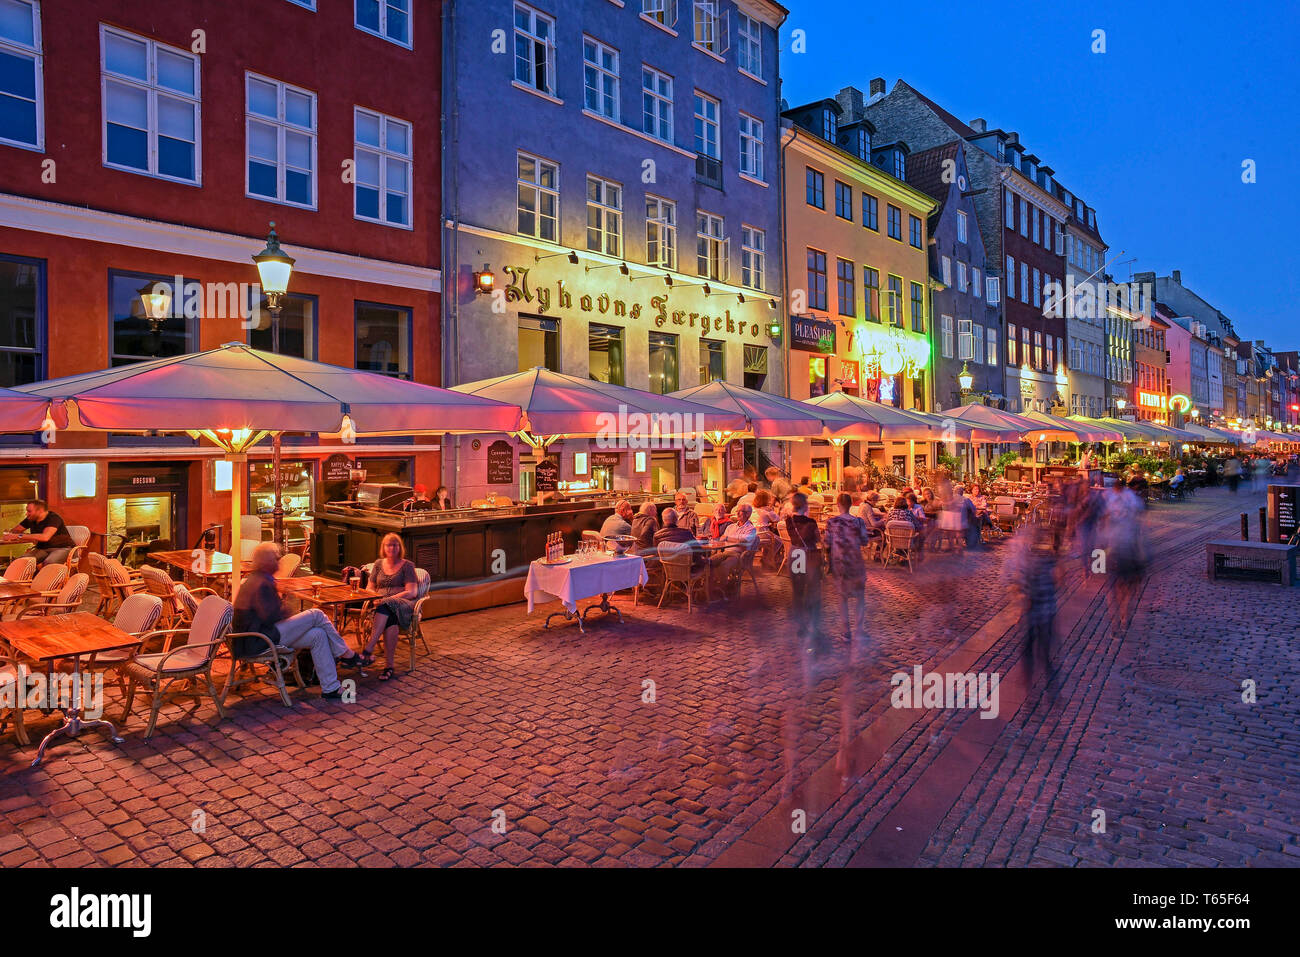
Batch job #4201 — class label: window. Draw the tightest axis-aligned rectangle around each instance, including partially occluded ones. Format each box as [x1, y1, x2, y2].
[863, 267, 879, 322]
[1006, 256, 1015, 300]
[910, 281, 925, 333]
[517, 152, 559, 241]
[887, 205, 902, 241]
[641, 66, 673, 142]
[972, 267, 981, 298]
[514, 3, 556, 96]
[1007, 324, 1017, 365]
[1032, 206, 1041, 244]
[806, 249, 827, 311]
[696, 211, 727, 280]
[956, 261, 968, 293]
[0, 254, 43, 386]
[958, 319, 973, 360]
[1021, 326, 1029, 366]
[940, 256, 951, 287]
[109, 269, 195, 366]
[589, 323, 625, 386]
[1046, 335, 1054, 370]
[823, 108, 838, 143]
[808, 354, 828, 398]
[740, 226, 764, 290]
[518, 315, 559, 372]
[246, 74, 315, 206]
[1004, 190, 1015, 228]
[700, 338, 725, 383]
[1020, 265, 1029, 303]
[736, 11, 761, 76]
[642, 0, 678, 27]
[646, 196, 677, 269]
[286, 0, 316, 7]
[956, 211, 968, 243]
[694, 91, 721, 185]
[102, 27, 200, 183]
[1033, 330, 1042, 368]
[909, 214, 923, 248]
[862, 193, 878, 230]
[586, 175, 622, 256]
[355, 0, 411, 47]
[805, 167, 824, 208]
[0, 0, 42, 149]
[583, 37, 619, 120]
[354, 107, 411, 227]
[248, 291, 315, 359]
[738, 113, 763, 180]
[836, 258, 855, 317]
[855, 127, 870, 160]
[743, 344, 767, 390]
[941, 315, 954, 359]
[1032, 267, 1041, 308]
[886, 275, 902, 327]
[1019, 197, 1029, 238]
[986, 328, 997, 366]
[356, 302, 411, 378]
[834, 181, 852, 220]
[693, 1, 724, 53]
[892, 150, 905, 181]
[986, 276, 1000, 305]
[648, 331, 678, 394]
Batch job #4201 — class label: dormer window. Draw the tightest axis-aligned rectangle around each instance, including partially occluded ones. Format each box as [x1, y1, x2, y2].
[857, 127, 869, 160]
[892, 148, 905, 181]
[823, 108, 837, 143]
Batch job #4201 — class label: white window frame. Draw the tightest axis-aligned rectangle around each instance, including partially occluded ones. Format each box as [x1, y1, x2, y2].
[1008, 324, 1017, 364]
[586, 174, 623, 257]
[738, 112, 764, 181]
[642, 0, 679, 28]
[641, 65, 673, 143]
[1019, 197, 1029, 238]
[692, 0, 728, 55]
[986, 328, 998, 365]
[693, 90, 720, 159]
[973, 324, 984, 364]
[1032, 206, 1041, 244]
[1006, 256, 1015, 301]
[958, 319, 973, 360]
[583, 36, 620, 121]
[940, 255, 951, 287]
[972, 267, 981, 298]
[1004, 190, 1014, 228]
[355, 0, 412, 49]
[517, 150, 559, 242]
[736, 11, 761, 77]
[1021, 265, 1029, 303]
[646, 195, 677, 270]
[245, 72, 315, 207]
[956, 210, 968, 243]
[941, 315, 954, 359]
[101, 25, 202, 185]
[696, 210, 727, 281]
[0, 0, 43, 151]
[741, 225, 765, 291]
[1032, 267, 1041, 308]
[285, 0, 315, 7]
[986, 276, 1000, 305]
[514, 2, 556, 97]
[353, 106, 412, 228]
[956, 261, 968, 293]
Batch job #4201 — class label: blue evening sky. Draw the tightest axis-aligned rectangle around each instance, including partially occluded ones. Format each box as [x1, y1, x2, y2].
[778, 0, 1299, 349]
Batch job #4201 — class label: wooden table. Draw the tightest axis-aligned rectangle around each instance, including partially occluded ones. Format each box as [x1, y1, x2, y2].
[0, 580, 43, 602]
[0, 612, 140, 766]
[279, 576, 383, 631]
[149, 549, 251, 593]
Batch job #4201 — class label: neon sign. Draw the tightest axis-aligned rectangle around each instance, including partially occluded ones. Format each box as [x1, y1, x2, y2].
[1169, 394, 1192, 413]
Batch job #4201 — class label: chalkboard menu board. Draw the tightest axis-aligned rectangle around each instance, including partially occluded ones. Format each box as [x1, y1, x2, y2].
[535, 458, 559, 492]
[728, 441, 745, 472]
[684, 451, 700, 474]
[1268, 484, 1299, 544]
[487, 440, 515, 485]
[323, 453, 353, 482]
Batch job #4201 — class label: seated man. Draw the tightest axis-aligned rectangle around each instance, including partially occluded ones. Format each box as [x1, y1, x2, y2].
[233, 543, 363, 700]
[2, 500, 75, 568]
[631, 502, 659, 553]
[653, 508, 704, 570]
[600, 499, 635, 538]
[1169, 468, 1187, 492]
[673, 490, 700, 537]
[709, 503, 757, 590]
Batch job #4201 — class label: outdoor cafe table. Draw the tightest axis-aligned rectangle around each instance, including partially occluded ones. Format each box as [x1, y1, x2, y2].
[0, 612, 140, 767]
[0, 580, 45, 605]
[149, 549, 251, 594]
[278, 576, 383, 632]
[525, 552, 647, 633]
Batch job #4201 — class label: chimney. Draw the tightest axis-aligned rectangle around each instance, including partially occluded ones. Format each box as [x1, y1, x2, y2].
[1172, 269, 1181, 283]
[837, 86, 865, 122]
[869, 77, 886, 96]
[1005, 131, 1020, 148]
[970, 118, 987, 133]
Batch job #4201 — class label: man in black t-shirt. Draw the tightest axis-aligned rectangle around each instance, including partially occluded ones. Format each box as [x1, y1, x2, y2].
[3, 500, 75, 567]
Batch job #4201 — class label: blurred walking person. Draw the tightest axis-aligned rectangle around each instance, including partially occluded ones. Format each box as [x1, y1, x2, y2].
[1102, 481, 1148, 636]
[1224, 454, 1242, 493]
[1006, 522, 1060, 677]
[823, 493, 873, 649]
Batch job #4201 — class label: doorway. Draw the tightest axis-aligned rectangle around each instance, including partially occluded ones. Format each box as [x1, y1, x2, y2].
[107, 463, 189, 564]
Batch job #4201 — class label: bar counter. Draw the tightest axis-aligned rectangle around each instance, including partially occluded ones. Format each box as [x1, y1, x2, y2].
[310, 494, 674, 616]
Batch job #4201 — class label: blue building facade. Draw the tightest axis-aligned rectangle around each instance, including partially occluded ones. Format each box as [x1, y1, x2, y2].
[443, 0, 789, 500]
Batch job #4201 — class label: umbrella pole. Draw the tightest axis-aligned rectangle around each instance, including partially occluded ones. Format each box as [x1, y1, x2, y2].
[230, 451, 247, 600]
[908, 439, 915, 488]
[272, 431, 285, 552]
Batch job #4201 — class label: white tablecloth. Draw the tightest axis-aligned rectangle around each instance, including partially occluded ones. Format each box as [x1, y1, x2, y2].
[525, 554, 648, 614]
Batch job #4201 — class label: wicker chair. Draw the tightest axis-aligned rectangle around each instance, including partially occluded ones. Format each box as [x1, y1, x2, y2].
[15, 573, 90, 618]
[64, 526, 91, 573]
[991, 497, 1019, 535]
[882, 522, 921, 572]
[99, 557, 143, 618]
[219, 630, 306, 709]
[2, 556, 35, 583]
[0, 652, 31, 745]
[82, 594, 165, 695]
[357, 567, 432, 673]
[275, 553, 301, 579]
[656, 542, 710, 612]
[118, 595, 232, 739]
[4, 563, 69, 617]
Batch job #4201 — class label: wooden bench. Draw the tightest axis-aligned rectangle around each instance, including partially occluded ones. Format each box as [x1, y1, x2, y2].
[1205, 541, 1298, 586]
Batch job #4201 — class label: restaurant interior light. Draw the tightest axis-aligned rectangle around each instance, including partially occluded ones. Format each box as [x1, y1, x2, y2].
[252, 222, 295, 311]
[573, 451, 588, 475]
[634, 451, 647, 473]
[214, 459, 233, 492]
[64, 462, 97, 499]
[473, 265, 495, 295]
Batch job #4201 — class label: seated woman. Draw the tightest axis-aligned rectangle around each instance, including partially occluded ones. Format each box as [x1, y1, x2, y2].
[360, 533, 421, 681]
[631, 502, 659, 553]
[885, 495, 924, 532]
[431, 486, 454, 510]
[965, 482, 994, 528]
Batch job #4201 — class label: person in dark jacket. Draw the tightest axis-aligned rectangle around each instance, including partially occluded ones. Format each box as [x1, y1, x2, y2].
[653, 508, 704, 570]
[631, 502, 659, 552]
[233, 543, 362, 699]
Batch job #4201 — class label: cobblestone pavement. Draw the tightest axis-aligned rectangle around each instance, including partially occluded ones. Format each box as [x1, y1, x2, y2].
[1, 483, 1296, 867]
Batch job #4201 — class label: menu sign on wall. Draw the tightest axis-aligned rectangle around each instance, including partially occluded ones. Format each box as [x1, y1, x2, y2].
[728, 441, 745, 472]
[487, 440, 515, 485]
[535, 458, 560, 492]
[1268, 484, 1299, 544]
[591, 452, 622, 467]
[324, 454, 353, 482]
[790, 316, 836, 354]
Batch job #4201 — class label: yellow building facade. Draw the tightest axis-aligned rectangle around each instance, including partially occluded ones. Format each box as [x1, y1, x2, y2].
[780, 116, 937, 483]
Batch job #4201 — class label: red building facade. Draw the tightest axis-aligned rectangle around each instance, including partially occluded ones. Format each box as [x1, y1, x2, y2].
[0, 0, 441, 558]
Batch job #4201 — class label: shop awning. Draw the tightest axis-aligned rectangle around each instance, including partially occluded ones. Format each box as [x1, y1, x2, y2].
[0, 385, 64, 433]
[669, 380, 861, 439]
[802, 392, 950, 442]
[1182, 422, 1241, 445]
[929, 403, 1027, 441]
[1082, 416, 1174, 443]
[1021, 411, 1123, 443]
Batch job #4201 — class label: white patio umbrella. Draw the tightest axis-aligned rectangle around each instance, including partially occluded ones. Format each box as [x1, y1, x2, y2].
[0, 385, 64, 433]
[803, 392, 958, 488]
[17, 342, 523, 594]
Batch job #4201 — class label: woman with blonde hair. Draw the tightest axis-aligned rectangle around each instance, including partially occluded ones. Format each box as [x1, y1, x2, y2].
[360, 532, 419, 680]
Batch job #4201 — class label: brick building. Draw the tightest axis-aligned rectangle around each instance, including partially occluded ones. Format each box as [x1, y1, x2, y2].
[0, 0, 442, 558]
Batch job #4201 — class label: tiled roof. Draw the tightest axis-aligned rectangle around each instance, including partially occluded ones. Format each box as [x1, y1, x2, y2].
[905, 142, 961, 209]
[898, 81, 977, 139]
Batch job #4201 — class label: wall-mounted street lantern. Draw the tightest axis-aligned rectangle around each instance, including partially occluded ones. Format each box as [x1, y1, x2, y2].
[472, 264, 495, 295]
[252, 222, 295, 317]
